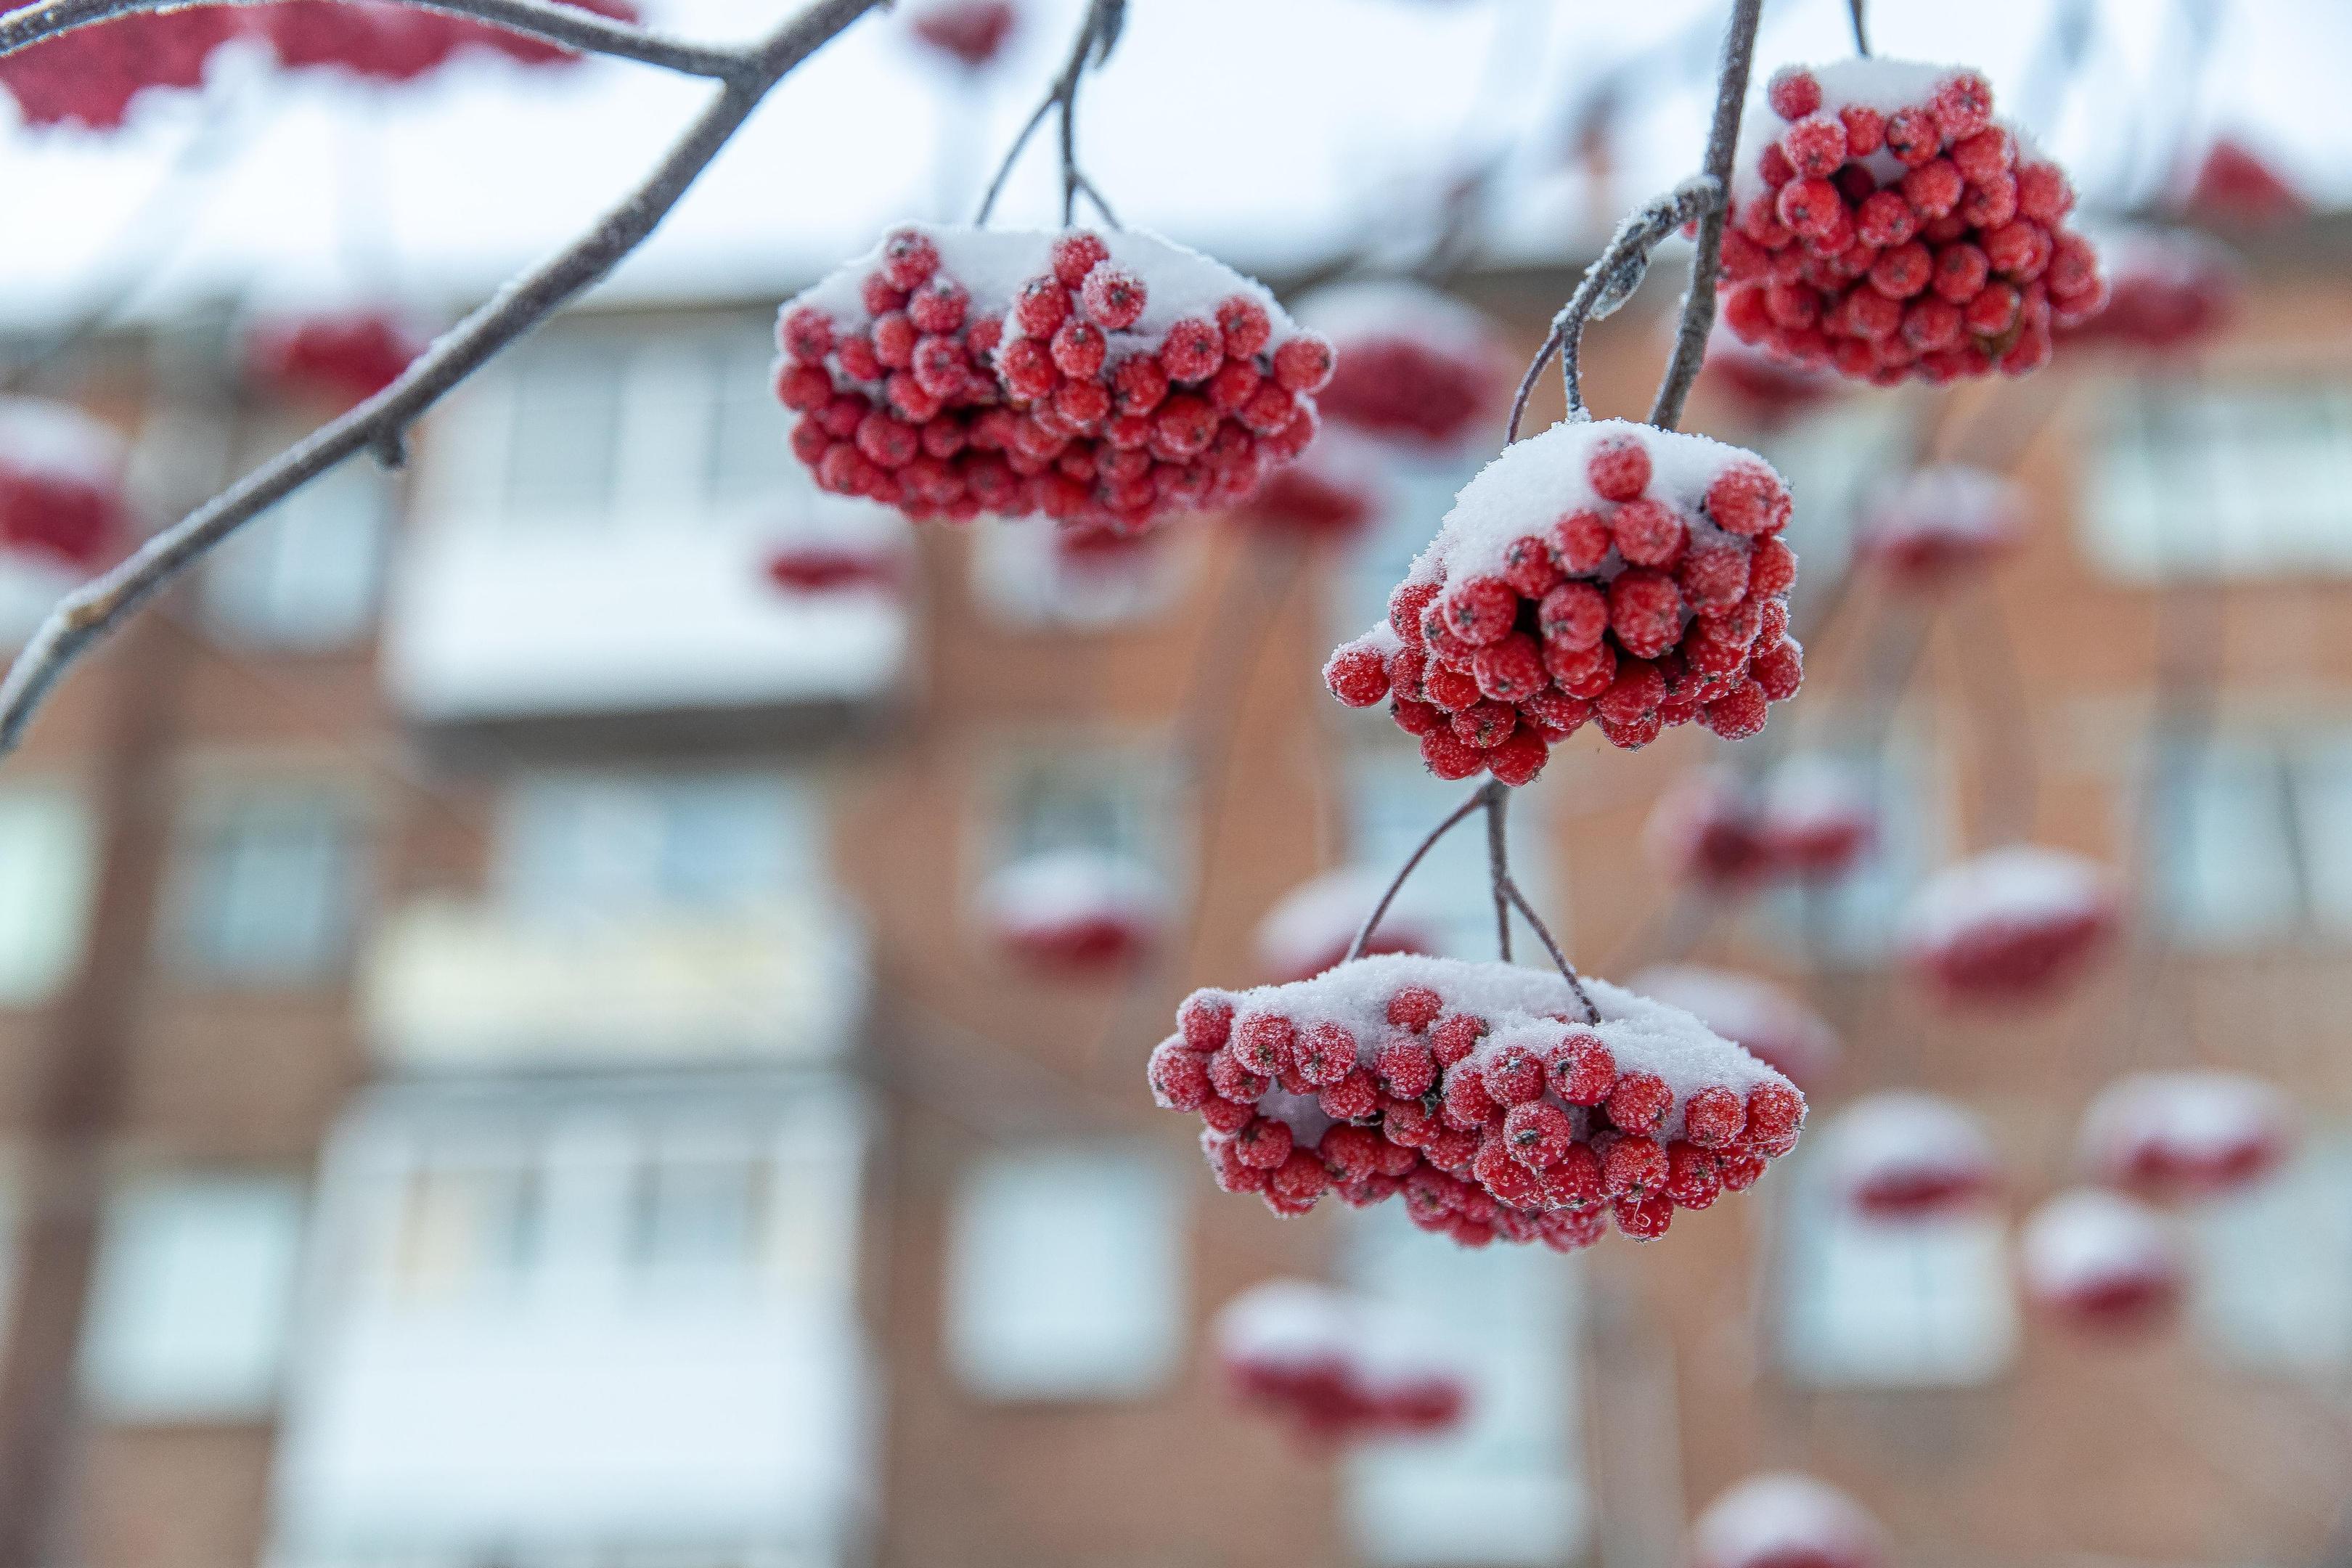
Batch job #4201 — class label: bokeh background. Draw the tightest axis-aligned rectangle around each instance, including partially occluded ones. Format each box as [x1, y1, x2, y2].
[0, 1, 2345, 1566]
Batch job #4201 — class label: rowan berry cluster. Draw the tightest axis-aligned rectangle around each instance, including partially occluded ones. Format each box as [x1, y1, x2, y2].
[2060, 226, 2241, 354]
[2020, 1189, 2184, 1334]
[0, 399, 129, 573]
[981, 849, 1166, 972]
[907, 0, 1018, 69]
[1214, 1281, 1469, 1445]
[1693, 1474, 1888, 1568]
[1820, 1092, 1998, 1220]
[2077, 1072, 2294, 1204]
[1294, 282, 1511, 454]
[1646, 761, 1876, 893]
[774, 226, 1330, 534]
[1855, 465, 2022, 589]
[1147, 955, 1805, 1249]
[1899, 846, 2119, 1009]
[1721, 60, 2106, 385]
[1628, 965, 1840, 1089]
[245, 310, 428, 409]
[0, 4, 237, 129]
[1323, 420, 1802, 781]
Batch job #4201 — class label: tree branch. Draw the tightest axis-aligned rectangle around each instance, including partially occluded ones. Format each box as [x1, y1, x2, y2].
[1503, 877, 1600, 1023]
[1343, 783, 1489, 965]
[1647, 0, 1764, 430]
[975, 0, 1125, 226]
[0, 0, 749, 80]
[1483, 780, 1513, 961]
[1506, 176, 1719, 441]
[0, 0, 886, 761]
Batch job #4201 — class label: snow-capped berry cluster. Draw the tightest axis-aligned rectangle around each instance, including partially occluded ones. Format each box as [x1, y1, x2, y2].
[1147, 955, 1806, 1249]
[1692, 1474, 1887, 1568]
[760, 499, 912, 597]
[774, 226, 1330, 534]
[1855, 465, 2021, 589]
[252, 0, 639, 81]
[1819, 1092, 1998, 1220]
[1899, 846, 2119, 1009]
[1294, 282, 1511, 456]
[1214, 1281, 1469, 1445]
[1627, 965, 1839, 1088]
[2185, 136, 2306, 226]
[0, 399, 129, 573]
[980, 848, 1165, 971]
[2078, 1072, 2294, 1204]
[0, 4, 238, 129]
[246, 310, 428, 409]
[2020, 1188, 2184, 1334]
[905, 0, 1018, 68]
[2060, 226, 2240, 354]
[1252, 868, 1439, 986]
[1646, 761, 1876, 893]
[1324, 420, 1802, 778]
[1723, 61, 2105, 385]
[1236, 425, 1385, 544]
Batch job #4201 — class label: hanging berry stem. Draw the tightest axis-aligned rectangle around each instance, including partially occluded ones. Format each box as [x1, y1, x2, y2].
[1647, 0, 1764, 430]
[1505, 877, 1601, 1023]
[1342, 783, 1488, 964]
[1484, 780, 1514, 961]
[1847, 0, 1869, 57]
[973, 0, 1124, 227]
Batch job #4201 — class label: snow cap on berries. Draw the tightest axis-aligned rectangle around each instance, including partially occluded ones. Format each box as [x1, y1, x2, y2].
[1899, 846, 2119, 1008]
[1819, 1092, 1998, 1219]
[1292, 280, 1512, 454]
[2020, 1188, 2184, 1332]
[979, 847, 1166, 970]
[2076, 1071, 2295, 1204]
[2061, 224, 2241, 354]
[1857, 465, 2022, 588]
[1215, 1279, 1471, 1441]
[1693, 1474, 1887, 1568]
[1253, 866, 1442, 984]
[1629, 965, 1839, 1088]
[0, 397, 131, 573]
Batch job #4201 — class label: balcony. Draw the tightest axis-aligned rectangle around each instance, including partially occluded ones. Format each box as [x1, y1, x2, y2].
[361, 897, 865, 1073]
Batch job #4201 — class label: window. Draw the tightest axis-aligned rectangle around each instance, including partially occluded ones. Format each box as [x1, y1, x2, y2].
[1746, 395, 1920, 592]
[943, 1148, 1183, 1401]
[391, 1160, 541, 1304]
[203, 449, 390, 650]
[1775, 1150, 2016, 1388]
[1761, 738, 1943, 965]
[2147, 730, 2352, 946]
[1342, 1204, 1586, 1567]
[0, 784, 98, 1007]
[166, 790, 364, 984]
[994, 747, 1178, 882]
[498, 772, 815, 920]
[1346, 752, 1553, 961]
[2197, 1137, 2352, 1372]
[81, 1174, 306, 1420]
[2084, 378, 2352, 577]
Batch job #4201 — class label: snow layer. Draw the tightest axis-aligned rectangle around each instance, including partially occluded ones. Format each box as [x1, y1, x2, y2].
[1626, 965, 1838, 1088]
[1409, 417, 1776, 587]
[1900, 846, 2114, 952]
[1692, 1473, 1886, 1568]
[1251, 866, 1440, 983]
[0, 397, 126, 486]
[2020, 1188, 2179, 1294]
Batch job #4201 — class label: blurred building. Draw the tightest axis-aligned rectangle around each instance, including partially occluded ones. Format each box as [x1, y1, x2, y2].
[1, 211, 2351, 1568]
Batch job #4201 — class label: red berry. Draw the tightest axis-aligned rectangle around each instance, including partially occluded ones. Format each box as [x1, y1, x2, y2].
[1079, 265, 1146, 329]
[1318, 1069, 1380, 1122]
[1767, 68, 1821, 121]
[1840, 105, 1887, 158]
[1389, 581, 1440, 646]
[1751, 637, 1803, 701]
[1440, 1067, 1496, 1132]
[1013, 277, 1071, 338]
[1430, 1013, 1487, 1066]
[1609, 498, 1689, 568]
[1482, 1043, 1547, 1106]
[860, 274, 907, 317]
[1201, 1095, 1254, 1138]
[1234, 1116, 1294, 1171]
[1587, 434, 1652, 501]
[1424, 663, 1479, 713]
[1782, 115, 1849, 179]
[1704, 461, 1788, 536]
[1702, 680, 1771, 739]
[1233, 1012, 1296, 1077]
[1320, 1123, 1384, 1181]
[1387, 984, 1443, 1032]
[1421, 730, 1484, 780]
[1749, 534, 1797, 597]
[1376, 1035, 1438, 1098]
[1503, 1101, 1574, 1168]
[1884, 106, 1942, 167]
[1215, 295, 1273, 359]
[1869, 240, 1933, 300]
[1716, 1146, 1768, 1191]
[778, 306, 834, 364]
[1932, 70, 1994, 140]
[880, 228, 942, 291]
[1662, 1141, 1723, 1209]
[1147, 1040, 1212, 1111]
[1326, 642, 1391, 708]
[1485, 727, 1548, 786]
[1608, 570, 1685, 660]
[1606, 1070, 1673, 1133]
[1678, 542, 1751, 613]
[1207, 1050, 1268, 1104]
[1682, 1084, 1747, 1148]
[1050, 319, 1108, 380]
[1598, 1132, 1668, 1196]
[1293, 1021, 1360, 1089]
[1538, 581, 1609, 648]
[1450, 701, 1518, 750]
[1050, 231, 1111, 288]
[1550, 508, 1613, 574]
[1271, 334, 1335, 392]
[2014, 161, 2073, 223]
[1472, 634, 1546, 703]
[1501, 536, 1564, 600]
[1902, 158, 1965, 219]
[1776, 177, 1845, 238]
[1443, 576, 1520, 645]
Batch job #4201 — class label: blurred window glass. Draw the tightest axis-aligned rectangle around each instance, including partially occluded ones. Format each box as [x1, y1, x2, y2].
[1760, 735, 1943, 968]
[1341, 1203, 1587, 1567]
[81, 1174, 306, 1421]
[1346, 751, 1552, 960]
[2086, 379, 2352, 577]
[498, 772, 815, 920]
[203, 449, 389, 650]
[391, 1160, 540, 1305]
[2145, 731, 2352, 944]
[943, 1148, 1183, 1401]
[1776, 1150, 2016, 1387]
[166, 789, 364, 985]
[2197, 1136, 2352, 1371]
[503, 346, 626, 523]
[0, 784, 98, 1007]
[709, 338, 794, 506]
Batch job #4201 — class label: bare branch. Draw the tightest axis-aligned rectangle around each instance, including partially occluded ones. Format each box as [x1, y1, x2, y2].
[1483, 780, 1513, 961]
[0, 0, 748, 79]
[1343, 783, 1489, 965]
[1847, 0, 1869, 57]
[975, 0, 1124, 226]
[0, 0, 886, 760]
[1503, 878, 1600, 1024]
[1506, 176, 1719, 442]
[1648, 0, 1764, 430]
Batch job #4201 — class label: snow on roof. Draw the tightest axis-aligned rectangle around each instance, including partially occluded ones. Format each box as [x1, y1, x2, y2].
[1692, 1473, 1885, 1568]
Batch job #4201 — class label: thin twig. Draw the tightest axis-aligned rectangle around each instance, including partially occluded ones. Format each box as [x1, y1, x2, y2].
[0, 0, 886, 761]
[1648, 0, 1765, 430]
[1504, 877, 1601, 1022]
[1847, 0, 1869, 57]
[1482, 780, 1513, 961]
[1506, 177, 1719, 441]
[0, 0, 748, 78]
[973, 0, 1124, 226]
[1342, 783, 1488, 964]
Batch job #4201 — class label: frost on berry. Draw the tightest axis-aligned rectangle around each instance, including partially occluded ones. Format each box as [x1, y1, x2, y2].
[1819, 1093, 1999, 1220]
[1723, 58, 2103, 385]
[1146, 953, 1805, 1243]
[2076, 1071, 2295, 1204]
[978, 849, 1166, 971]
[2020, 1189, 2185, 1335]
[1214, 1281, 1471, 1445]
[1251, 867, 1440, 985]
[0, 398, 131, 574]
[1856, 465, 2022, 589]
[1330, 420, 1799, 778]
[773, 224, 1327, 534]
[1898, 846, 2119, 1010]
[1291, 282, 1510, 454]
[1693, 1474, 1888, 1568]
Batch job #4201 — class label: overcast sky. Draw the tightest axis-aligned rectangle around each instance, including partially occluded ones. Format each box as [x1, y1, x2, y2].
[0, 0, 2343, 326]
